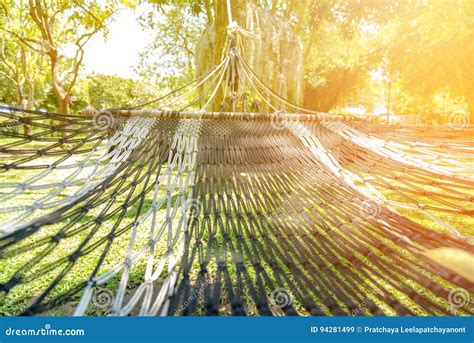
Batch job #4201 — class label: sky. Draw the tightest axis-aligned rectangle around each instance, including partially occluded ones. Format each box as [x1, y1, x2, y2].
[81, 5, 155, 79]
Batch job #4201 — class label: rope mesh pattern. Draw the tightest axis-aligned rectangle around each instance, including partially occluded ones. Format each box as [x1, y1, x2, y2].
[0, 109, 472, 316]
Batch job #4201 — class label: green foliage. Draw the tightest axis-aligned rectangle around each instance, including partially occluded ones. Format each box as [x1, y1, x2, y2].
[384, 0, 474, 117]
[147, 0, 204, 16]
[85, 73, 161, 109]
[0, 0, 124, 113]
[303, 18, 382, 111]
[135, 4, 206, 89]
[0, 0, 49, 109]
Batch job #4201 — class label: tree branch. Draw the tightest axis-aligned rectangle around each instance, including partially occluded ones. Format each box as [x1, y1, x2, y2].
[0, 70, 17, 84]
[0, 27, 43, 52]
[29, 0, 55, 53]
[204, 0, 213, 24]
[0, 36, 18, 77]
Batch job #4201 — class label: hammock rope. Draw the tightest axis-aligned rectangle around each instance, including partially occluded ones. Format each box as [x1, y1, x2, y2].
[0, 2, 472, 316]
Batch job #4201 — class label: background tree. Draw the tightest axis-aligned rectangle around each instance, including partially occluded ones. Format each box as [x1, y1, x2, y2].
[85, 73, 161, 109]
[135, 4, 205, 90]
[385, 0, 474, 121]
[0, 0, 124, 113]
[144, 0, 244, 109]
[0, 1, 47, 109]
[0, 0, 49, 133]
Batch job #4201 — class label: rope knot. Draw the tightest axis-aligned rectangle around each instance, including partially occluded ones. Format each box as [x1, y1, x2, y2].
[227, 21, 239, 37]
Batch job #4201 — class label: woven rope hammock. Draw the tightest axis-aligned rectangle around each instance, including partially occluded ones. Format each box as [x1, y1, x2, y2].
[0, 3, 473, 316]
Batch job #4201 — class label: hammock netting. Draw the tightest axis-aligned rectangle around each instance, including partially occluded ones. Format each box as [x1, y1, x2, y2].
[0, 4, 473, 317]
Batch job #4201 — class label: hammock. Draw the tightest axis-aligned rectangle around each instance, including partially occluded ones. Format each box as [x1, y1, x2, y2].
[0, 3, 473, 317]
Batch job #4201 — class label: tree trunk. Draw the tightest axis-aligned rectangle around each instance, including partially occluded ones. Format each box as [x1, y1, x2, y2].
[50, 54, 69, 142]
[14, 74, 24, 134]
[52, 74, 71, 117]
[57, 97, 70, 114]
[211, 0, 246, 111]
[51, 58, 70, 114]
[19, 45, 32, 135]
[212, 1, 227, 111]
